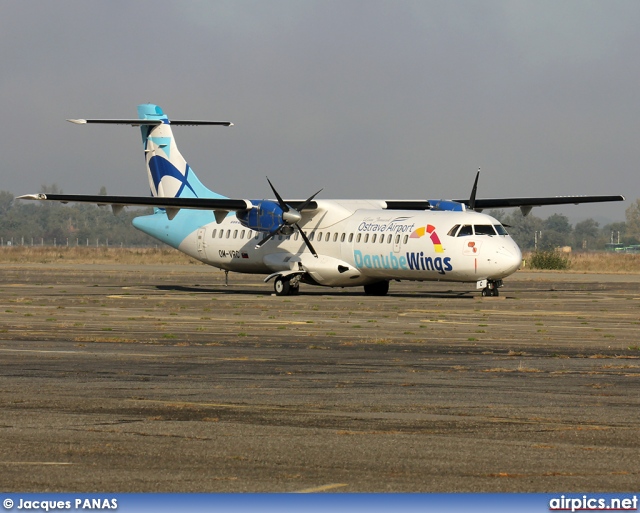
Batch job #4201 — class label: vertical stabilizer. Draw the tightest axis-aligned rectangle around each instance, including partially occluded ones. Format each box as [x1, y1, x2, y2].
[137, 104, 227, 200]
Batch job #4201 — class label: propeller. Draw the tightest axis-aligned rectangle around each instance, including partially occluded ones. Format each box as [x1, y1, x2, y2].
[254, 177, 322, 257]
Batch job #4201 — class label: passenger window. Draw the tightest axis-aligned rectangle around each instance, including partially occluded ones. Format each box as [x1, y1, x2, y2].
[294, 233, 299, 241]
[340, 233, 346, 242]
[226, 230, 231, 238]
[219, 230, 224, 238]
[372, 234, 377, 243]
[457, 225, 473, 237]
[395, 234, 400, 244]
[233, 230, 238, 239]
[348, 233, 354, 243]
[255, 232, 260, 240]
[387, 234, 392, 244]
[474, 225, 496, 236]
[380, 235, 385, 244]
[325, 233, 330, 242]
[211, 229, 217, 238]
[364, 234, 369, 243]
[356, 234, 362, 243]
[309, 232, 314, 241]
[333, 233, 338, 242]
[240, 230, 245, 239]
[494, 224, 508, 235]
[447, 225, 460, 237]
[317, 232, 322, 241]
[403, 235, 408, 244]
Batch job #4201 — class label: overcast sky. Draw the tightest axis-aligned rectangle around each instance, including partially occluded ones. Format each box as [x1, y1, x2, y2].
[2, 1, 638, 223]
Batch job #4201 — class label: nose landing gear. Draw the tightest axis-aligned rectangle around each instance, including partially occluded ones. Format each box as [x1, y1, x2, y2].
[481, 279, 502, 297]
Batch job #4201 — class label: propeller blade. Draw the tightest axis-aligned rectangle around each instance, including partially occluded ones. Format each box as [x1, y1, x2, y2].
[469, 169, 480, 211]
[296, 188, 323, 212]
[296, 224, 318, 258]
[266, 177, 289, 212]
[255, 230, 279, 249]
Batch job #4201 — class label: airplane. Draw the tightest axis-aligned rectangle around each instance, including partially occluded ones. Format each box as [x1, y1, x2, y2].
[19, 104, 624, 297]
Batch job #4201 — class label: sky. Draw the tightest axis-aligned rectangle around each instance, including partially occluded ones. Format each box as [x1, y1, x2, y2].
[1, 0, 638, 224]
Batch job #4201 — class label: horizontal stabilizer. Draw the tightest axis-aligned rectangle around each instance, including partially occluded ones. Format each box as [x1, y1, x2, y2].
[67, 119, 233, 126]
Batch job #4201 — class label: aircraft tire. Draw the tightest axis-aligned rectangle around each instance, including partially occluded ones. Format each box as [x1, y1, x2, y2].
[274, 277, 291, 296]
[364, 281, 389, 296]
[482, 287, 499, 297]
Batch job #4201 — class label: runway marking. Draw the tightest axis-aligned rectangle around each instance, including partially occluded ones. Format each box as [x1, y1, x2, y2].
[0, 348, 166, 358]
[127, 399, 287, 410]
[0, 462, 73, 466]
[296, 483, 348, 493]
[0, 349, 274, 362]
[0, 348, 86, 355]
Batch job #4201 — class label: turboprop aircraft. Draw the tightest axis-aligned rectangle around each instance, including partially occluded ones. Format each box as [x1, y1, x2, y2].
[19, 104, 624, 297]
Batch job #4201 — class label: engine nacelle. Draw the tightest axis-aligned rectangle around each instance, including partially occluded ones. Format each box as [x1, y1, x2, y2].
[428, 199, 466, 212]
[236, 200, 284, 233]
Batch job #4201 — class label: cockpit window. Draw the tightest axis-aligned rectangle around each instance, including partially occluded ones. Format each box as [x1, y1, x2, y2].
[447, 225, 460, 237]
[494, 224, 508, 235]
[457, 225, 473, 236]
[474, 225, 496, 236]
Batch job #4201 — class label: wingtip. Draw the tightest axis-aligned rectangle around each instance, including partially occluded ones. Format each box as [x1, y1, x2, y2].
[67, 119, 87, 124]
[16, 193, 46, 200]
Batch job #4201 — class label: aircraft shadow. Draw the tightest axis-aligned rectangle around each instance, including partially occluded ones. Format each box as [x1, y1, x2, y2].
[154, 284, 475, 299]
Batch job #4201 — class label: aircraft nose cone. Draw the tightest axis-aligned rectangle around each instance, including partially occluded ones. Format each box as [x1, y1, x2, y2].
[497, 241, 522, 275]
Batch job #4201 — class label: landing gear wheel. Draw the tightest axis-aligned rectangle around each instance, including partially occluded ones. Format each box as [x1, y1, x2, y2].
[364, 281, 390, 296]
[482, 284, 500, 297]
[274, 277, 291, 296]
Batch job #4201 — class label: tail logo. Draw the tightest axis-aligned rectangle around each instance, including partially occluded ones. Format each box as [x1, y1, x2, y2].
[148, 156, 198, 198]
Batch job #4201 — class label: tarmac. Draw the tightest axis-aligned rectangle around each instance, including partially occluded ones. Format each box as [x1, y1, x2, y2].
[0, 263, 639, 492]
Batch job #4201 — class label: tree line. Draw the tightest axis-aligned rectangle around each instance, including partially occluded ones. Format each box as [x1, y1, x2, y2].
[1, 186, 639, 251]
[490, 199, 640, 251]
[0, 186, 157, 247]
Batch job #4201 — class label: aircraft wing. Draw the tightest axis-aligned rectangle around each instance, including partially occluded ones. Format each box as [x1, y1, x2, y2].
[453, 195, 625, 213]
[17, 193, 319, 210]
[16, 193, 320, 222]
[17, 193, 251, 210]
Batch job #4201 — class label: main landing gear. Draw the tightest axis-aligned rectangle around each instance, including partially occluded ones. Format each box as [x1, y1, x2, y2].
[273, 275, 300, 296]
[481, 279, 502, 297]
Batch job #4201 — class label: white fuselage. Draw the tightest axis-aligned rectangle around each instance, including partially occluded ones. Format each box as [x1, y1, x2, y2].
[174, 200, 522, 287]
